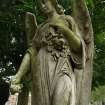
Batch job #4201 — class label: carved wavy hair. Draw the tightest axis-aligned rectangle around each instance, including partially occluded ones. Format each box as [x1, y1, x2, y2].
[36, 0, 65, 15]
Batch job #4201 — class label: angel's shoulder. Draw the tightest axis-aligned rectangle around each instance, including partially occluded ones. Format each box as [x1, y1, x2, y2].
[65, 15, 75, 24]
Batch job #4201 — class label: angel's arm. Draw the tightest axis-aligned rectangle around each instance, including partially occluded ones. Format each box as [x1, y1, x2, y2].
[10, 52, 32, 93]
[52, 22, 81, 52]
[13, 53, 31, 84]
[62, 26, 81, 52]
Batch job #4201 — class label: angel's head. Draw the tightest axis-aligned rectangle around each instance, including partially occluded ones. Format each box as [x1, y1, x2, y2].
[38, 0, 57, 16]
[38, 0, 65, 16]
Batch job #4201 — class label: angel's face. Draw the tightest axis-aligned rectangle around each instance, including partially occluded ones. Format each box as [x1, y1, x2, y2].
[41, 1, 55, 15]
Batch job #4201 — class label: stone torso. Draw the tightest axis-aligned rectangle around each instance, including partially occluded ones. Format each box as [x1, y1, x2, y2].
[31, 19, 76, 105]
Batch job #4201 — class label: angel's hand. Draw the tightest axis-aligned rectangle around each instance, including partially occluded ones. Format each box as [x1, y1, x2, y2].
[10, 83, 23, 94]
[50, 22, 65, 31]
[50, 22, 72, 35]
[10, 76, 23, 94]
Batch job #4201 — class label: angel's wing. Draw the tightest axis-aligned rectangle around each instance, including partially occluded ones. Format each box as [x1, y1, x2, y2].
[72, 1, 94, 105]
[72, 0, 93, 43]
[25, 12, 37, 46]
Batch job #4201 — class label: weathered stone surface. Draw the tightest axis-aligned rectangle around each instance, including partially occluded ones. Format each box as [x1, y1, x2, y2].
[10, 0, 93, 105]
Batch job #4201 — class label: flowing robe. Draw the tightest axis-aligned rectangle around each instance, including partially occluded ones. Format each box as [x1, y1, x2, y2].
[27, 16, 85, 105]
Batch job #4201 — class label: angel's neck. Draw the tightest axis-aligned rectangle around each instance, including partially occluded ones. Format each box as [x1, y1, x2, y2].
[48, 11, 59, 20]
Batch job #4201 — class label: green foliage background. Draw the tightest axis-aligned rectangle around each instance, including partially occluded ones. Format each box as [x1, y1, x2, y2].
[0, 0, 105, 102]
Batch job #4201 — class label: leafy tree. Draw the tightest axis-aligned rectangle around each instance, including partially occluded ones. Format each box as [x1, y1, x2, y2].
[92, 0, 105, 88]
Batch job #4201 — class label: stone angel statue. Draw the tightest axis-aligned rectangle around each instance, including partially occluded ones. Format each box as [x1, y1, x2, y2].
[11, 0, 93, 105]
